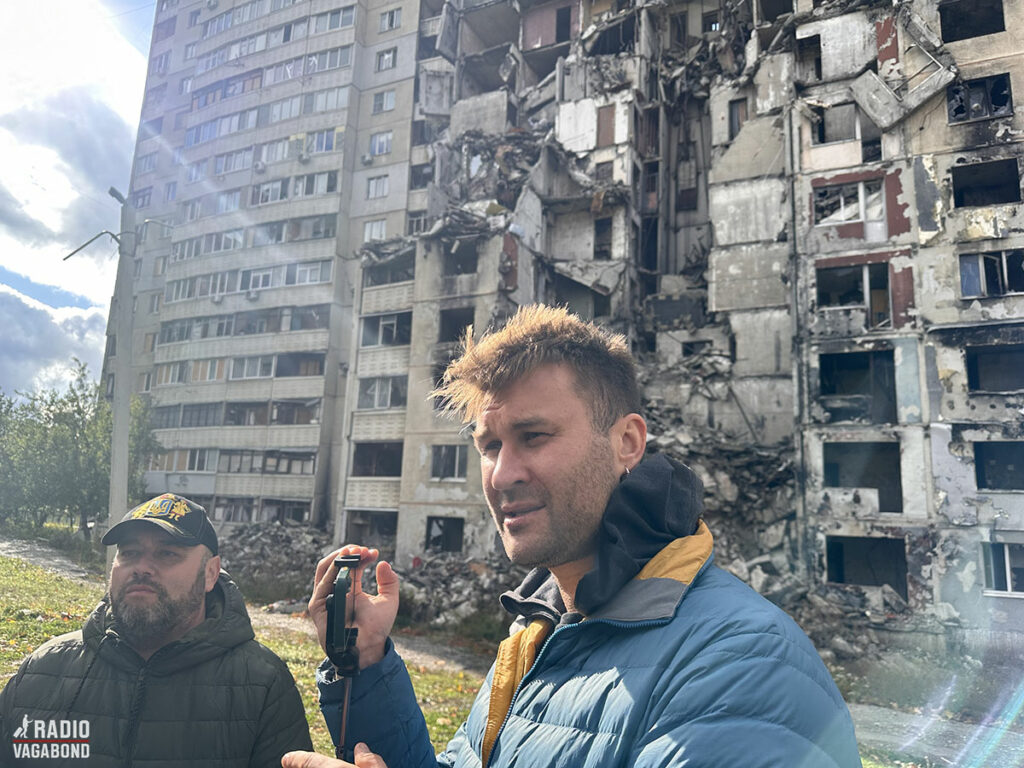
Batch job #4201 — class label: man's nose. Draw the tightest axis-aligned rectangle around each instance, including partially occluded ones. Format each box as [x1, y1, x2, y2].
[489, 445, 529, 491]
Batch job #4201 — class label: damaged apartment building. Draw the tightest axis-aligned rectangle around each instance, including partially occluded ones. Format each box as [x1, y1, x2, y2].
[109, 0, 1023, 653]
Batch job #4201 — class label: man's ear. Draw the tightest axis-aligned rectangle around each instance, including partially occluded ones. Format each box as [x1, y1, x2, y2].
[612, 413, 647, 471]
[204, 554, 221, 592]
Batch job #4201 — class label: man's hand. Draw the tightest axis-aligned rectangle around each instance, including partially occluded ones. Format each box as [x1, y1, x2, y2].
[281, 743, 387, 768]
[309, 546, 399, 669]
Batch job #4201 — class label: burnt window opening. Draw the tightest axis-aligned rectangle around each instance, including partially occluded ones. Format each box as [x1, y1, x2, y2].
[431, 363, 450, 411]
[224, 402, 269, 426]
[364, 253, 415, 287]
[431, 444, 468, 479]
[939, 0, 1005, 44]
[411, 120, 439, 147]
[635, 107, 659, 157]
[443, 243, 479, 275]
[959, 250, 1024, 298]
[796, 34, 822, 83]
[357, 375, 408, 409]
[824, 441, 903, 513]
[965, 344, 1024, 392]
[701, 11, 719, 33]
[361, 312, 412, 347]
[760, 0, 792, 22]
[594, 218, 613, 261]
[728, 98, 748, 141]
[407, 211, 430, 236]
[351, 442, 404, 476]
[263, 451, 316, 475]
[410, 163, 434, 190]
[951, 158, 1021, 207]
[947, 73, 1013, 124]
[826, 535, 908, 601]
[596, 104, 615, 147]
[290, 305, 330, 331]
[276, 352, 325, 377]
[860, 112, 882, 163]
[682, 340, 713, 357]
[982, 542, 1024, 593]
[555, 6, 571, 43]
[425, 516, 464, 552]
[816, 263, 891, 329]
[594, 161, 613, 182]
[670, 12, 688, 47]
[589, 13, 635, 55]
[418, 34, 438, 60]
[262, 500, 310, 523]
[439, 307, 475, 343]
[818, 350, 897, 423]
[975, 442, 1024, 490]
[346, 510, 398, 562]
[553, 275, 609, 321]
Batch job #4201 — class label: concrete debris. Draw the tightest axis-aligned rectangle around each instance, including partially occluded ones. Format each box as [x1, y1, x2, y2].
[219, 520, 331, 603]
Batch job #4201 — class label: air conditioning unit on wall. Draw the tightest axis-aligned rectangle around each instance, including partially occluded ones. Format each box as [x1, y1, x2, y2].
[253, 160, 266, 173]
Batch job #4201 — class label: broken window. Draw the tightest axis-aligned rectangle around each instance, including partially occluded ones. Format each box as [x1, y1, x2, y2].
[262, 500, 310, 523]
[952, 158, 1021, 207]
[596, 104, 615, 147]
[263, 451, 316, 475]
[959, 249, 1024, 297]
[813, 180, 884, 227]
[966, 344, 1024, 392]
[410, 163, 434, 190]
[816, 263, 890, 329]
[819, 350, 897, 423]
[214, 497, 256, 523]
[939, 0, 1005, 43]
[363, 253, 415, 286]
[982, 542, 1024, 593]
[271, 399, 320, 424]
[594, 218, 613, 261]
[555, 6, 571, 43]
[443, 243, 478, 275]
[361, 312, 412, 347]
[947, 73, 1013, 124]
[826, 535, 908, 601]
[975, 442, 1024, 490]
[796, 35, 822, 83]
[701, 11, 719, 33]
[642, 162, 659, 213]
[439, 307, 475, 343]
[358, 375, 408, 409]
[728, 98, 748, 141]
[682, 340, 713, 357]
[276, 352, 325, 377]
[431, 444, 468, 479]
[760, 0, 792, 22]
[224, 402, 269, 426]
[810, 104, 857, 145]
[824, 442, 903, 513]
[347, 510, 398, 561]
[594, 161, 613, 182]
[407, 211, 430, 236]
[417, 35, 437, 60]
[425, 516, 464, 553]
[352, 442, 403, 476]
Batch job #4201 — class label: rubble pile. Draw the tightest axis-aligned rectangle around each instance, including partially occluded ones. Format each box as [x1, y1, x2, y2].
[219, 520, 331, 604]
[441, 130, 544, 207]
[389, 550, 530, 628]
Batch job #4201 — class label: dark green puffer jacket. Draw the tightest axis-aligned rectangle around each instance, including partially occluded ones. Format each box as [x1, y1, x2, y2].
[0, 573, 312, 767]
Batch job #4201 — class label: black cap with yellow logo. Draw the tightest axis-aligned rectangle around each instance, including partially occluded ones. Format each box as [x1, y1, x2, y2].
[102, 493, 219, 555]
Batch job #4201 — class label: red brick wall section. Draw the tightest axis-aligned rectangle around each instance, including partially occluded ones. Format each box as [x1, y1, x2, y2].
[885, 169, 912, 236]
[876, 17, 899, 64]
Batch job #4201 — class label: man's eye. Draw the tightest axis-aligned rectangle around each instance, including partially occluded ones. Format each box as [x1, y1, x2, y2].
[524, 432, 548, 442]
[479, 441, 500, 456]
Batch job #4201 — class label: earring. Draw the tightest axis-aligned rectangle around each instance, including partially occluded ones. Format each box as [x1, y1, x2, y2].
[624, 465, 631, 475]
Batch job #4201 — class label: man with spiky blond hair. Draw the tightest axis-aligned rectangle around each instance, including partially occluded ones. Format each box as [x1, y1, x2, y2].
[283, 305, 861, 768]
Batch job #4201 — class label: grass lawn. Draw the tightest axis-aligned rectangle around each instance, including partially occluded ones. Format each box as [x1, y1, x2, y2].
[0, 554, 899, 765]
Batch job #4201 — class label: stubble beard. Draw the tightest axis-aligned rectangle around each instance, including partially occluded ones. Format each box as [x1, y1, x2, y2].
[499, 437, 617, 570]
[109, 568, 207, 645]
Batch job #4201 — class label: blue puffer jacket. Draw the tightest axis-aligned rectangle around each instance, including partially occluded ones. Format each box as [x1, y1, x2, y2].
[320, 456, 862, 768]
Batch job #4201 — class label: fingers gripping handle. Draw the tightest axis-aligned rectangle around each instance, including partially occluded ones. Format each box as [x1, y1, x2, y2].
[324, 554, 362, 761]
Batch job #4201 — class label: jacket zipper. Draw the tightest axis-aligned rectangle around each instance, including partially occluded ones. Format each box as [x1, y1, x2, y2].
[121, 666, 148, 768]
[482, 617, 668, 768]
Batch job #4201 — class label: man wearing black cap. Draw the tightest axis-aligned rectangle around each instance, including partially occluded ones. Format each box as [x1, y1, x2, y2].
[0, 493, 313, 767]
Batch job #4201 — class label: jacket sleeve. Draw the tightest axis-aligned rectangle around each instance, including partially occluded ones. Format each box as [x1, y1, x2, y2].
[249, 656, 314, 768]
[628, 627, 863, 768]
[0, 669, 20, 766]
[318, 639, 444, 768]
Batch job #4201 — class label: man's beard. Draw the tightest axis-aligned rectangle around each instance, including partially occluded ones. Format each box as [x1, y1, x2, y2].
[109, 568, 207, 644]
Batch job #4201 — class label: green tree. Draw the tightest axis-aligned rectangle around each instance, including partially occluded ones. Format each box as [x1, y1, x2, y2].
[0, 361, 161, 533]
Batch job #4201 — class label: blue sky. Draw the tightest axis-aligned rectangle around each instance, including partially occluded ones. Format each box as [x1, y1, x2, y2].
[0, 0, 150, 394]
